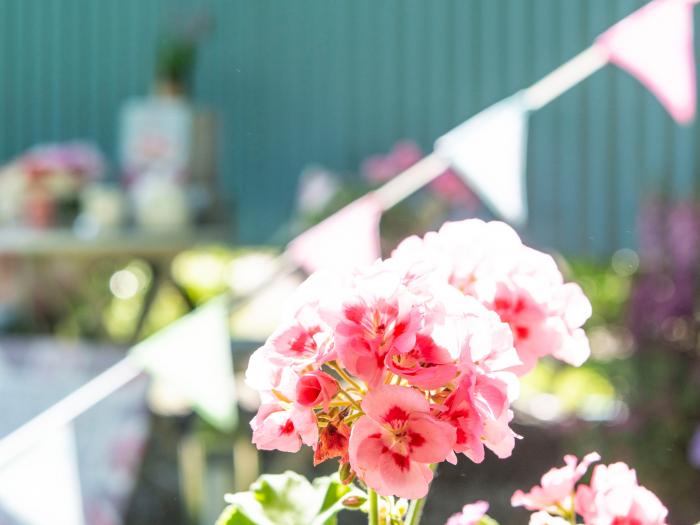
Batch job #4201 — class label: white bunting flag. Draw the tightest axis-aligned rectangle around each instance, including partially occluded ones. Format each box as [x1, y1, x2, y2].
[131, 297, 237, 431]
[0, 424, 84, 525]
[435, 93, 529, 226]
[287, 194, 383, 273]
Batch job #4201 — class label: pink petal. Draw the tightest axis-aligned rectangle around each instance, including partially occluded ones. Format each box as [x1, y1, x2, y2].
[361, 385, 430, 422]
[377, 453, 433, 499]
[407, 414, 456, 463]
[574, 451, 601, 481]
[349, 416, 382, 467]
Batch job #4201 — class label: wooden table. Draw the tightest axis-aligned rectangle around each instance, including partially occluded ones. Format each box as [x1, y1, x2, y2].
[0, 226, 231, 341]
[0, 226, 229, 257]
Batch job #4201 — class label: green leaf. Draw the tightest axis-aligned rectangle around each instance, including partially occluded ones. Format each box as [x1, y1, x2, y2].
[478, 515, 500, 525]
[215, 471, 364, 525]
[215, 505, 256, 525]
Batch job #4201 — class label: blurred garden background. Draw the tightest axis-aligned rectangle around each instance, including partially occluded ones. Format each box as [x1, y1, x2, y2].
[0, 1, 699, 524]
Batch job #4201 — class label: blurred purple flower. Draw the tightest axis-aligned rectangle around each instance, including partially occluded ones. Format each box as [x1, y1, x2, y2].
[637, 198, 666, 271]
[689, 425, 700, 468]
[21, 142, 105, 181]
[668, 201, 700, 271]
[628, 271, 695, 340]
[629, 198, 700, 341]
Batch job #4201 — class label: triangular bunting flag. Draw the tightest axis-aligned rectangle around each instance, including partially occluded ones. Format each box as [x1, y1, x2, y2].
[131, 297, 237, 431]
[435, 93, 530, 225]
[596, 0, 696, 124]
[0, 424, 85, 525]
[287, 194, 383, 273]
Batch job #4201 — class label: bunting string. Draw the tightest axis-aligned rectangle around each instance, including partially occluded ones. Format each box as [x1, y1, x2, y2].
[371, 153, 451, 211]
[522, 46, 608, 111]
[0, 356, 142, 466]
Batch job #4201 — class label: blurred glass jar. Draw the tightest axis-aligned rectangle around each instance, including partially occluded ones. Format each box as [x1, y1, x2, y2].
[78, 184, 127, 232]
[131, 172, 191, 230]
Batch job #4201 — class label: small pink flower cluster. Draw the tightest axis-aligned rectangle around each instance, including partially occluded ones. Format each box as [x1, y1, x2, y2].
[445, 501, 489, 525]
[512, 453, 669, 525]
[246, 219, 592, 499]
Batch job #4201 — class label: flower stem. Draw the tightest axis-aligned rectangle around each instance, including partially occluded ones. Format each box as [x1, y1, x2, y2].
[566, 492, 576, 525]
[368, 488, 379, 525]
[337, 386, 363, 412]
[405, 496, 426, 525]
[328, 361, 365, 393]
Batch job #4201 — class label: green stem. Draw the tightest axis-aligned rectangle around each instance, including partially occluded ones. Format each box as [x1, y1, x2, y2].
[337, 386, 363, 412]
[567, 492, 576, 525]
[405, 496, 427, 525]
[405, 464, 436, 525]
[329, 361, 366, 393]
[368, 488, 379, 525]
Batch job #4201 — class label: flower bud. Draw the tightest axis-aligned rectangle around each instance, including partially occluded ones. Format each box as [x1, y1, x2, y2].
[341, 495, 366, 509]
[338, 461, 355, 485]
[296, 370, 339, 410]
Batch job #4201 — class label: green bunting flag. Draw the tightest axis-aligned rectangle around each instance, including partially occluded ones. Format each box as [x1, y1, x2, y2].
[131, 297, 237, 431]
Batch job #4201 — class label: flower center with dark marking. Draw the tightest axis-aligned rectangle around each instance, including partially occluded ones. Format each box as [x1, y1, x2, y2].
[280, 419, 295, 435]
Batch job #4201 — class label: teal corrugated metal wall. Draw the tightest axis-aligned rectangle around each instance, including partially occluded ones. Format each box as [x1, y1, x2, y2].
[1, 1, 698, 255]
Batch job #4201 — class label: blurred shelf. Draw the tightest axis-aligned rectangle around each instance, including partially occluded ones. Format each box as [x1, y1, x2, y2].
[0, 226, 231, 257]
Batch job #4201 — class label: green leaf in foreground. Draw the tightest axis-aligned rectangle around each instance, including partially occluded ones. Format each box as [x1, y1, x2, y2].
[216, 471, 364, 525]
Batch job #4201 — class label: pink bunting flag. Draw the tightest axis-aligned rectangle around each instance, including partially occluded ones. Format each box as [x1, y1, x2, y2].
[287, 195, 383, 274]
[596, 0, 697, 124]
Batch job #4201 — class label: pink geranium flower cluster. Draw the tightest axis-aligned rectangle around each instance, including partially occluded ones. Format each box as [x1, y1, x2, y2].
[246, 220, 592, 500]
[511, 453, 669, 525]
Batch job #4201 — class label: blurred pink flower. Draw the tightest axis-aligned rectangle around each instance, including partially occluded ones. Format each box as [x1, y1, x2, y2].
[575, 463, 668, 525]
[348, 385, 455, 499]
[429, 169, 479, 208]
[391, 141, 424, 171]
[362, 140, 478, 207]
[445, 500, 489, 525]
[511, 452, 600, 512]
[362, 141, 423, 184]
